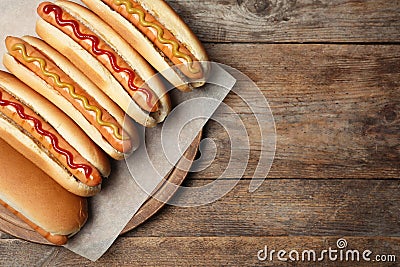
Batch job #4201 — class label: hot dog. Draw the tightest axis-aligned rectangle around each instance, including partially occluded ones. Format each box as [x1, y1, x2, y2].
[0, 71, 110, 196]
[81, 0, 210, 91]
[0, 136, 88, 245]
[36, 1, 171, 127]
[4, 36, 139, 160]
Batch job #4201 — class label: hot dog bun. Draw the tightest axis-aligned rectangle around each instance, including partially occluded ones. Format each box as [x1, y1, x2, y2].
[36, 1, 171, 127]
[0, 70, 109, 196]
[82, 0, 210, 91]
[4, 36, 139, 159]
[0, 137, 88, 245]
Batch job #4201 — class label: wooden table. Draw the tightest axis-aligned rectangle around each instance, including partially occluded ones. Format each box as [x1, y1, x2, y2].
[0, 0, 399, 266]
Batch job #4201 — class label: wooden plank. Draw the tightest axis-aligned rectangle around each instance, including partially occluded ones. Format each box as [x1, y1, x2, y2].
[2, 179, 398, 239]
[120, 179, 400, 237]
[188, 43, 400, 179]
[167, 0, 400, 43]
[1, 179, 397, 263]
[0, 237, 398, 266]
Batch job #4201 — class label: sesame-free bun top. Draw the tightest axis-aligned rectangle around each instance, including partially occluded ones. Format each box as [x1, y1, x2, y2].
[0, 137, 88, 244]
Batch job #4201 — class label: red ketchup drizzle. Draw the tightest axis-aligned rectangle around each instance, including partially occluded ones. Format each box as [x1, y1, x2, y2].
[43, 4, 153, 107]
[0, 92, 92, 178]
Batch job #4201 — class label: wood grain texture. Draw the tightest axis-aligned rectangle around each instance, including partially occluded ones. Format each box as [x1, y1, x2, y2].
[0, 43, 399, 264]
[123, 179, 400, 237]
[1, 0, 399, 265]
[0, 237, 398, 266]
[188, 43, 400, 179]
[166, 0, 400, 43]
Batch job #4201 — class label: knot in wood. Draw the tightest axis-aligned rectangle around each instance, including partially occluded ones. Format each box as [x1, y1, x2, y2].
[381, 104, 399, 123]
[238, 0, 271, 16]
[237, 0, 295, 20]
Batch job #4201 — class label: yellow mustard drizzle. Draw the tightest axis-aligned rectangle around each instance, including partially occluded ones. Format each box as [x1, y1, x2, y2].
[114, 0, 200, 74]
[12, 43, 125, 141]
